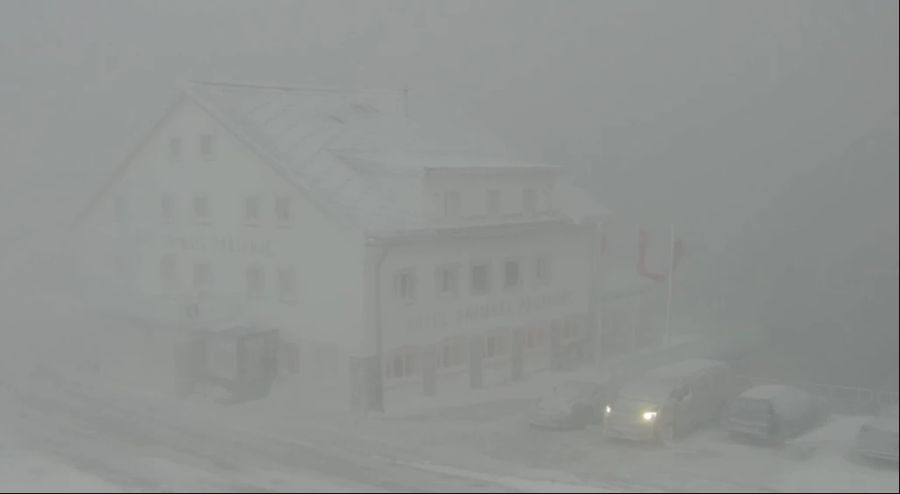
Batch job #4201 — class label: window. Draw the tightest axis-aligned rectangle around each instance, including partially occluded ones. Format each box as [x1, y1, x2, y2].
[504, 259, 521, 290]
[443, 190, 460, 218]
[470, 262, 491, 295]
[278, 267, 298, 303]
[442, 344, 452, 368]
[244, 196, 261, 225]
[169, 137, 182, 162]
[113, 195, 128, 224]
[523, 188, 538, 214]
[193, 261, 211, 292]
[486, 189, 501, 216]
[526, 328, 545, 349]
[161, 194, 174, 222]
[435, 264, 459, 299]
[160, 254, 177, 290]
[535, 255, 551, 286]
[246, 265, 265, 299]
[275, 196, 292, 225]
[386, 348, 417, 379]
[563, 319, 579, 341]
[200, 133, 214, 160]
[394, 268, 416, 303]
[438, 338, 465, 369]
[193, 195, 210, 224]
[486, 333, 506, 359]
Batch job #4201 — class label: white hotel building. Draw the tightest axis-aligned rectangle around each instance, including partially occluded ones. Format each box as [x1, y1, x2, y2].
[74, 81, 608, 410]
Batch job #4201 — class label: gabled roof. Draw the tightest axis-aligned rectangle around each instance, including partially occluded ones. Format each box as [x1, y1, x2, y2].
[76, 80, 608, 236]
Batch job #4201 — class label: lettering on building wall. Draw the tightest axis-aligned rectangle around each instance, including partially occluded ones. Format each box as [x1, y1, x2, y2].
[405, 290, 574, 332]
[162, 234, 274, 257]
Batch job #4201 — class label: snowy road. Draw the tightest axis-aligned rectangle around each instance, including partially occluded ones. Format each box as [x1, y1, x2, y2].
[3, 371, 896, 493]
[0, 378, 517, 493]
[389, 398, 898, 493]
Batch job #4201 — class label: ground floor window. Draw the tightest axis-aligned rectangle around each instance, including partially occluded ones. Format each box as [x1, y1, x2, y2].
[385, 347, 417, 380]
[563, 319, 579, 341]
[485, 331, 507, 359]
[278, 340, 301, 374]
[525, 327, 546, 350]
[438, 337, 466, 369]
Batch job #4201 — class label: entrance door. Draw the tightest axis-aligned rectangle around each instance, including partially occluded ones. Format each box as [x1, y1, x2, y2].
[237, 331, 278, 398]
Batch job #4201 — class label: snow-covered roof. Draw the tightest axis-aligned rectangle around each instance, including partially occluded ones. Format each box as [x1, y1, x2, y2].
[179, 81, 607, 236]
[740, 384, 796, 400]
[648, 359, 727, 380]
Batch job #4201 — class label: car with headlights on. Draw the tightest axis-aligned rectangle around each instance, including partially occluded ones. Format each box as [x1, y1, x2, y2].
[528, 377, 615, 430]
[603, 359, 733, 442]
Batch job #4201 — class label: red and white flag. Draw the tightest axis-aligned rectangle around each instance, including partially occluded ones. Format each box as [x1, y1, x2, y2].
[637, 228, 685, 283]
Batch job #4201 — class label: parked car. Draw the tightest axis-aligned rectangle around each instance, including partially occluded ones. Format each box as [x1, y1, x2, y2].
[604, 359, 734, 442]
[528, 376, 615, 429]
[725, 384, 826, 443]
[855, 406, 899, 462]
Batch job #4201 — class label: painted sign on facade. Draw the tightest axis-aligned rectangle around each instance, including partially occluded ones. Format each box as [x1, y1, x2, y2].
[404, 289, 575, 333]
[159, 234, 274, 257]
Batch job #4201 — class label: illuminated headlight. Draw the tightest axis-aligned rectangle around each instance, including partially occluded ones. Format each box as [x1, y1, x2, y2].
[605, 405, 612, 415]
[642, 411, 658, 422]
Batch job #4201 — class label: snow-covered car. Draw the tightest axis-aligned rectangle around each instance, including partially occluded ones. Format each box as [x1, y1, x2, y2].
[855, 406, 899, 462]
[604, 359, 733, 442]
[724, 384, 826, 444]
[528, 378, 613, 429]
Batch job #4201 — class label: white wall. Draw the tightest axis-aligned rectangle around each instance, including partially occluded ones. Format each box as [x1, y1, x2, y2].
[376, 225, 593, 352]
[78, 98, 368, 355]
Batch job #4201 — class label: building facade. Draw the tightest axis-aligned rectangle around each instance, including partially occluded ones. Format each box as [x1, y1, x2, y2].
[74, 81, 608, 410]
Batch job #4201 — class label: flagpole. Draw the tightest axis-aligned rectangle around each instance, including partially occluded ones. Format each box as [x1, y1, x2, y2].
[664, 224, 675, 348]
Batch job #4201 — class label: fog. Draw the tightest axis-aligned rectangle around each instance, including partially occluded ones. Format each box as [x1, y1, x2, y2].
[1, 1, 897, 492]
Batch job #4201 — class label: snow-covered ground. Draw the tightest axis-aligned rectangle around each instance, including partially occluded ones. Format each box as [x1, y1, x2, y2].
[6, 356, 896, 493]
[0, 451, 119, 493]
[1, 309, 895, 494]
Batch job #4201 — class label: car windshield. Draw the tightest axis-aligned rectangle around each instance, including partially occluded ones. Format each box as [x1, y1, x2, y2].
[617, 379, 672, 404]
[731, 397, 772, 421]
[549, 382, 593, 400]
